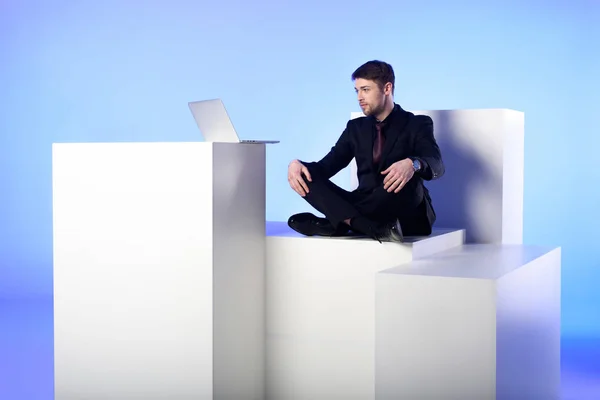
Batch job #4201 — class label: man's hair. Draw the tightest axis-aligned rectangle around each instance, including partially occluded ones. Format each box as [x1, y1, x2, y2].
[351, 60, 395, 94]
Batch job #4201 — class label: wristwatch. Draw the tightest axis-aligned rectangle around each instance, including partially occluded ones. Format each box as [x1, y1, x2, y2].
[411, 158, 421, 172]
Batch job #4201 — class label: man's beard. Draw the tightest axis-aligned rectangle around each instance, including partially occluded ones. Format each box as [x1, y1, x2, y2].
[365, 101, 384, 117]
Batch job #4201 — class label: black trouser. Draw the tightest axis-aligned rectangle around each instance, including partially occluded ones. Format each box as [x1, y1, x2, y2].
[302, 164, 432, 236]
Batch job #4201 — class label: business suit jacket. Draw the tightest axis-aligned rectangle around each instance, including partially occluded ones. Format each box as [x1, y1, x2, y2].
[307, 103, 445, 228]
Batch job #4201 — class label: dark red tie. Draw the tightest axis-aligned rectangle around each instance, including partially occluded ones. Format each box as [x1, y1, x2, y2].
[373, 121, 385, 165]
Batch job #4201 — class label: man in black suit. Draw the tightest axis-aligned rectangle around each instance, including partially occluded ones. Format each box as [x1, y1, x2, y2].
[287, 60, 444, 242]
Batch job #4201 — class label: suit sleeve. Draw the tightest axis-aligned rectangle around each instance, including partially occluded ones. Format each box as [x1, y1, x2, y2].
[412, 116, 445, 181]
[301, 121, 355, 179]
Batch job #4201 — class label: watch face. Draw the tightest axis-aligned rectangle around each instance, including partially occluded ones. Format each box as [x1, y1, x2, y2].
[413, 159, 421, 170]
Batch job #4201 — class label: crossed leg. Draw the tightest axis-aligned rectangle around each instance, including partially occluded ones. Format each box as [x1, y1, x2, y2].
[293, 164, 431, 237]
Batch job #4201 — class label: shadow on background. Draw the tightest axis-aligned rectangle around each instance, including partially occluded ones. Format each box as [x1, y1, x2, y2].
[424, 110, 497, 243]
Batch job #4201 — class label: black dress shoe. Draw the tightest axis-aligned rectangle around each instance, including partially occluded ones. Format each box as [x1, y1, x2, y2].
[288, 213, 349, 237]
[370, 219, 404, 243]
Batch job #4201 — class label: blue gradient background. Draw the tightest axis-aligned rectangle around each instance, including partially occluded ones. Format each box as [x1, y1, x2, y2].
[1, 0, 599, 340]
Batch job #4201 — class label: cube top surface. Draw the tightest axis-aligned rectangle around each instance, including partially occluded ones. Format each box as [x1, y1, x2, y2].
[266, 221, 458, 244]
[381, 244, 558, 280]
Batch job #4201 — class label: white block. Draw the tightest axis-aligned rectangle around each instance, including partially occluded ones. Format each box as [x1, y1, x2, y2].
[265, 223, 465, 400]
[350, 109, 525, 244]
[375, 244, 561, 400]
[52, 142, 266, 400]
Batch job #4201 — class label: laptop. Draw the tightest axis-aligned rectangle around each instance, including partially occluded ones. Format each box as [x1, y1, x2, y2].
[188, 99, 280, 144]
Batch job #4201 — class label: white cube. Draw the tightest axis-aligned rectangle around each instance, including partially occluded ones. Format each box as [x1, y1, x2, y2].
[375, 244, 561, 400]
[53, 142, 266, 400]
[350, 109, 525, 245]
[266, 223, 465, 400]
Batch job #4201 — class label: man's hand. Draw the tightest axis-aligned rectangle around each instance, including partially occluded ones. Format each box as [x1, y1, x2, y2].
[381, 159, 414, 193]
[288, 159, 312, 197]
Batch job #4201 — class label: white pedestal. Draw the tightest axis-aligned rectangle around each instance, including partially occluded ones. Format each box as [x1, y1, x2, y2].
[52, 142, 266, 400]
[375, 244, 561, 400]
[350, 109, 524, 244]
[265, 223, 465, 400]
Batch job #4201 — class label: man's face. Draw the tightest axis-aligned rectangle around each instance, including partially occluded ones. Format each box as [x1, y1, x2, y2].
[354, 78, 389, 117]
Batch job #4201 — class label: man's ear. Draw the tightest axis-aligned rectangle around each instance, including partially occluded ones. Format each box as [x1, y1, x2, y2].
[384, 82, 393, 95]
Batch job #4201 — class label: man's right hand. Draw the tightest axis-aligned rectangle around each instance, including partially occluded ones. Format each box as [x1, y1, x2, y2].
[288, 160, 312, 197]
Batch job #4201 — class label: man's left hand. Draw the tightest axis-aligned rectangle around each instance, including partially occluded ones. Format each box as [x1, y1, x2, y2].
[381, 159, 414, 193]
